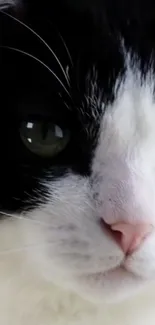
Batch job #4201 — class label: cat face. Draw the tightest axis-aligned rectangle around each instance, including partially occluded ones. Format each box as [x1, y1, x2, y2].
[1, 0, 155, 303]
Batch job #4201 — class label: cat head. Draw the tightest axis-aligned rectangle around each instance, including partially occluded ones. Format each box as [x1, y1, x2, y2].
[1, 0, 155, 303]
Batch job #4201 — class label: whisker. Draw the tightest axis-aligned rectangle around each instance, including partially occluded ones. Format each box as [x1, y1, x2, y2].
[58, 32, 73, 67]
[63, 101, 71, 110]
[0, 210, 51, 227]
[1, 45, 71, 98]
[0, 3, 12, 10]
[0, 242, 54, 255]
[0, 10, 70, 86]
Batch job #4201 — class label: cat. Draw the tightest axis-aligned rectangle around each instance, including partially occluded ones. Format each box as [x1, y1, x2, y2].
[1, 0, 155, 324]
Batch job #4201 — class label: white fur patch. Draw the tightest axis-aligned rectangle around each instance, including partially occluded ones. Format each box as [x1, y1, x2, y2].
[0, 218, 155, 325]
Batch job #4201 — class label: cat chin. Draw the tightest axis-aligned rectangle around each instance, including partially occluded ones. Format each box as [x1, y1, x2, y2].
[69, 267, 149, 304]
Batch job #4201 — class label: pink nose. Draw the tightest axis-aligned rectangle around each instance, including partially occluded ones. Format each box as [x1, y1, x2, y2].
[110, 223, 153, 254]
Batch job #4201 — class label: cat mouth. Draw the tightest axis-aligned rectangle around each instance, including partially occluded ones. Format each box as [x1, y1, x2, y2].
[104, 265, 137, 277]
[85, 264, 141, 280]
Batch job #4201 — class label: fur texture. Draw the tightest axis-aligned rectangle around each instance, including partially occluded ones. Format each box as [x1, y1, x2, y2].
[1, 0, 155, 324]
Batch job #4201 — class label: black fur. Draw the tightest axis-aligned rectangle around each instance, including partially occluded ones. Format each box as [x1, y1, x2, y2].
[1, 0, 155, 211]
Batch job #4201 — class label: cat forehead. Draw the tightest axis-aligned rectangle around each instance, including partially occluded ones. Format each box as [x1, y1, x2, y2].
[83, 55, 155, 133]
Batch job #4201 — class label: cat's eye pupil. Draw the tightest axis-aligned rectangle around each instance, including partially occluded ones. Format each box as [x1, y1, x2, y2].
[20, 120, 70, 157]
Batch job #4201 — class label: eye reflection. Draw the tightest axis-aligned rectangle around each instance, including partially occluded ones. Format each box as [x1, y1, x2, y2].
[20, 120, 70, 157]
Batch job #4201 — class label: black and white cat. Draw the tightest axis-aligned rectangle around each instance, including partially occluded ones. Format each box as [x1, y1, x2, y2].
[1, 0, 155, 324]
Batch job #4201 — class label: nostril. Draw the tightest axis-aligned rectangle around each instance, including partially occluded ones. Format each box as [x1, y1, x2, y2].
[100, 219, 122, 243]
[110, 228, 123, 247]
[111, 223, 153, 254]
[100, 219, 123, 250]
[100, 219, 153, 254]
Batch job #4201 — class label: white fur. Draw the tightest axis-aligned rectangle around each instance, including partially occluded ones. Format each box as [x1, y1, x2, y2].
[0, 218, 155, 325]
[2, 60, 155, 324]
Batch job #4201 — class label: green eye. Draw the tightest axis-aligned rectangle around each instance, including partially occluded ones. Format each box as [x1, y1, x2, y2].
[20, 120, 70, 157]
